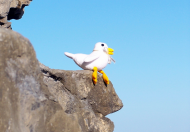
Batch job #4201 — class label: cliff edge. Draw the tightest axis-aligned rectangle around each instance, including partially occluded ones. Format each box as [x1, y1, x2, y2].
[0, 28, 123, 132]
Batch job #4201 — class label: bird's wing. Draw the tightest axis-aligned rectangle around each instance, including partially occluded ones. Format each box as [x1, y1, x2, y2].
[84, 52, 101, 62]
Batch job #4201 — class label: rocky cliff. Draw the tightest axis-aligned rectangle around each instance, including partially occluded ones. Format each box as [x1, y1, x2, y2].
[0, 0, 32, 29]
[0, 28, 123, 132]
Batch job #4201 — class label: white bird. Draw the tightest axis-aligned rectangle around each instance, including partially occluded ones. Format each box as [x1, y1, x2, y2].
[64, 42, 115, 84]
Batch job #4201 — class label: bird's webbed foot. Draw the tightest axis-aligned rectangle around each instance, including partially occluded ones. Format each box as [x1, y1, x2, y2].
[98, 70, 109, 84]
[92, 67, 98, 84]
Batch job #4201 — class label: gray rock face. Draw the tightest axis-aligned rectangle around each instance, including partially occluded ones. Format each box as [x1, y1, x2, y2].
[0, 27, 123, 132]
[0, 27, 48, 132]
[0, 0, 12, 18]
[0, 0, 32, 29]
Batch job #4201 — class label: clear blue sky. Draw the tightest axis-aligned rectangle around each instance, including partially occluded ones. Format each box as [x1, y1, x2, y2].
[11, 0, 190, 132]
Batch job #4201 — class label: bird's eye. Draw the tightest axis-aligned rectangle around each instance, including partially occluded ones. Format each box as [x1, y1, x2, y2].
[101, 44, 104, 46]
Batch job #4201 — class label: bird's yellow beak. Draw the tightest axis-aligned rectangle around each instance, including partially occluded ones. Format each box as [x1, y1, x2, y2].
[108, 48, 114, 55]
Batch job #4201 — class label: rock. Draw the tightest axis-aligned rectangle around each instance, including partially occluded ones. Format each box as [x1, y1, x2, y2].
[0, 27, 123, 132]
[8, 0, 32, 20]
[0, 27, 48, 132]
[40, 64, 123, 116]
[0, 0, 32, 29]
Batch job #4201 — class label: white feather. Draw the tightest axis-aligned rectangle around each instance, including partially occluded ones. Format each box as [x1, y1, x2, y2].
[84, 51, 101, 62]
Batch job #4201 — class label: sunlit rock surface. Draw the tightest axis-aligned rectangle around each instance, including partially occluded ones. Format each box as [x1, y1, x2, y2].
[0, 28, 123, 132]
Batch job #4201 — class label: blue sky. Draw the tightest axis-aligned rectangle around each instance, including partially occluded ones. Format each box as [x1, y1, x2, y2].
[11, 0, 190, 132]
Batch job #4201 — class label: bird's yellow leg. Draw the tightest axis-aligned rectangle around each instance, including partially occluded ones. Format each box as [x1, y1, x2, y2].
[92, 67, 98, 84]
[98, 70, 109, 84]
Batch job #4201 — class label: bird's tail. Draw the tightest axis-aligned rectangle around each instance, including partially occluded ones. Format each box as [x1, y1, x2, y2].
[64, 52, 75, 59]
